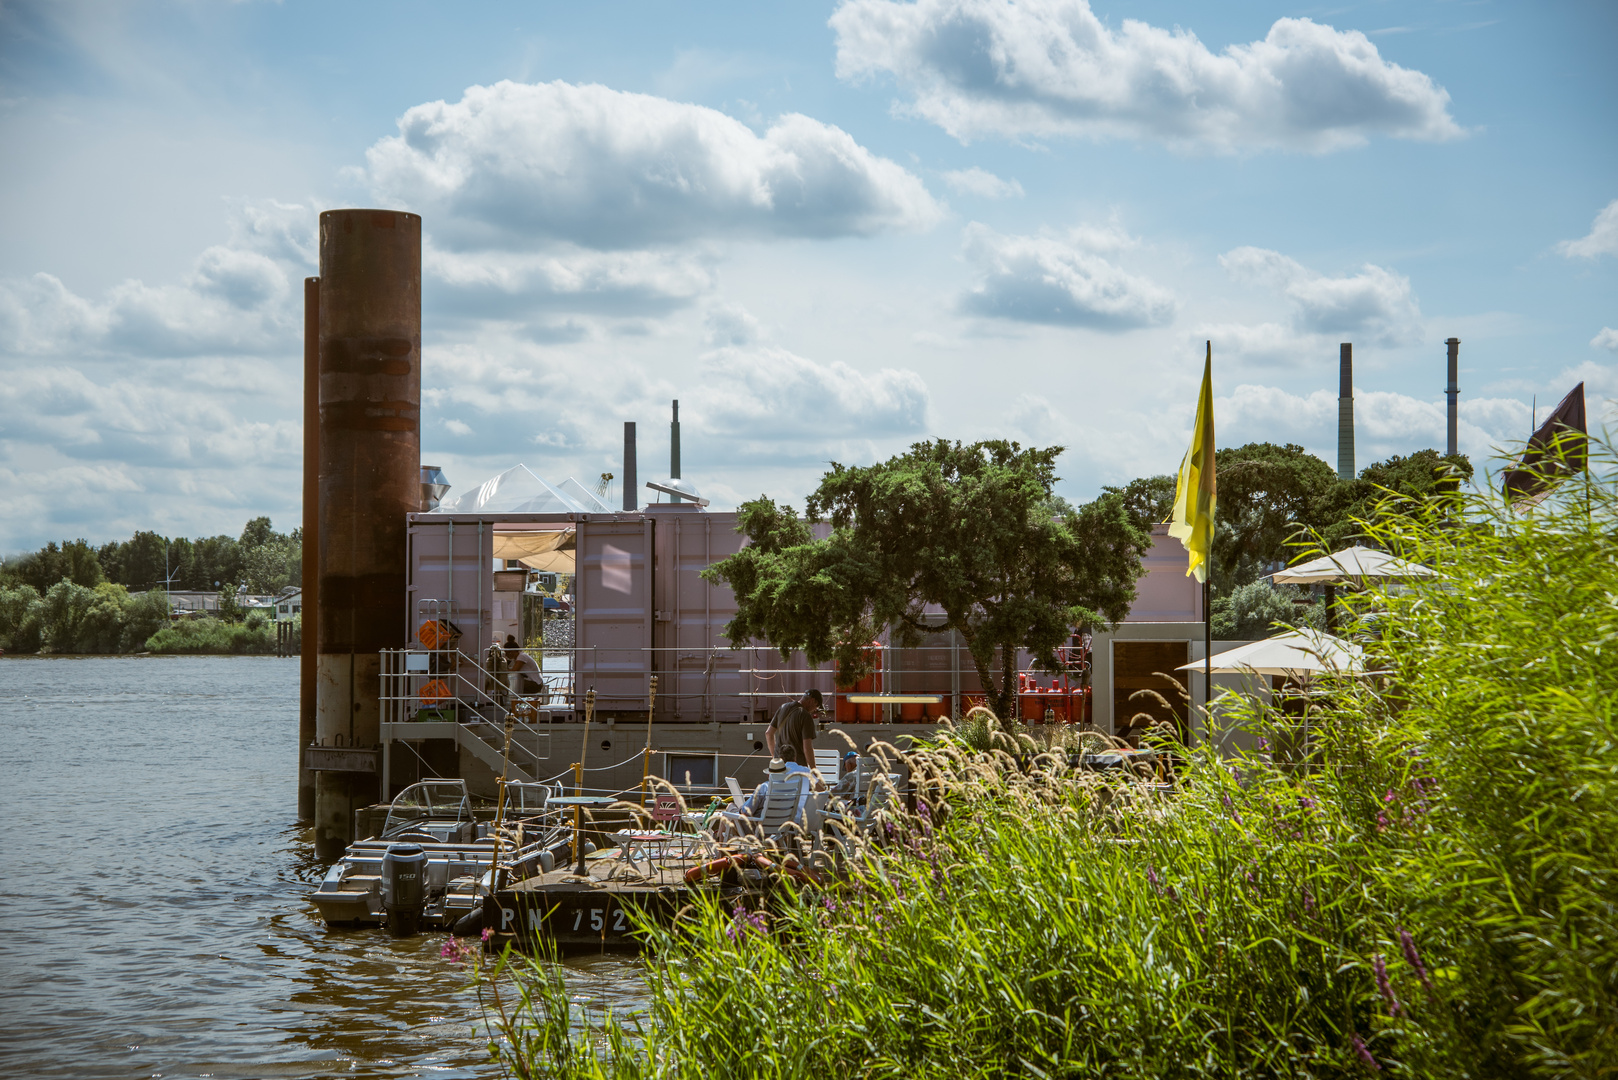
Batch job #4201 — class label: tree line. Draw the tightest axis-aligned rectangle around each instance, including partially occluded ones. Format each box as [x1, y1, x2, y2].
[0, 516, 300, 655]
[0, 516, 302, 596]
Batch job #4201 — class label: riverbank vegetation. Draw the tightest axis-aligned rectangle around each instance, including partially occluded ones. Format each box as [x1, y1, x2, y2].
[477, 450, 1613, 1078]
[0, 515, 301, 595]
[0, 580, 289, 655]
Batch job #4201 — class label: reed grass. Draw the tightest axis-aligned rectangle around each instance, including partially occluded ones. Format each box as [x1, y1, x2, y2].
[479, 444, 1618, 1079]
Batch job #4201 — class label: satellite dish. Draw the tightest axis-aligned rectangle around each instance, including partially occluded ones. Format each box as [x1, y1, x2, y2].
[645, 478, 709, 506]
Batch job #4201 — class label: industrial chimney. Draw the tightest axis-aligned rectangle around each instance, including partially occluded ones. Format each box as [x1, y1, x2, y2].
[670, 399, 682, 504]
[623, 422, 637, 512]
[1338, 343, 1355, 480]
[1446, 338, 1460, 457]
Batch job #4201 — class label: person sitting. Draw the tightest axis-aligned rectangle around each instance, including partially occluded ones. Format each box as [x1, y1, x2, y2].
[714, 758, 812, 840]
[830, 751, 860, 798]
[504, 637, 544, 699]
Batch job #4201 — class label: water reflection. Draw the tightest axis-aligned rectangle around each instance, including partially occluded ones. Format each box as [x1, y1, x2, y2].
[0, 657, 647, 1079]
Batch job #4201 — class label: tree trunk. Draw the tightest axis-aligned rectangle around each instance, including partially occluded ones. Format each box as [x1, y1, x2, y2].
[996, 640, 1018, 730]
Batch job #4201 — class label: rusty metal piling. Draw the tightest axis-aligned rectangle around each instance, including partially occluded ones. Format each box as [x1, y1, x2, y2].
[313, 209, 422, 861]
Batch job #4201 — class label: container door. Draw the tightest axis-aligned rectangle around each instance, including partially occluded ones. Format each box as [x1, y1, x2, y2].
[574, 517, 653, 714]
[406, 518, 491, 659]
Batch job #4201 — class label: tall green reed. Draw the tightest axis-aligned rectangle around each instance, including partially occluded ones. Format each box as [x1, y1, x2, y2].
[490, 442, 1618, 1078]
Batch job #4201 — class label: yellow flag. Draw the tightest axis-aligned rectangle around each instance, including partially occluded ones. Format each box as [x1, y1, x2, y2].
[1167, 342, 1216, 582]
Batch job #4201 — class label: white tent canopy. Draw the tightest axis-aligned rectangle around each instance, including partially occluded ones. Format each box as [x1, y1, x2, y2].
[1177, 629, 1364, 678]
[429, 465, 611, 516]
[1271, 545, 1435, 586]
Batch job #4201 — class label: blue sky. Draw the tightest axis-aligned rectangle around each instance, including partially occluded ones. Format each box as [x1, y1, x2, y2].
[1, 0, 1614, 551]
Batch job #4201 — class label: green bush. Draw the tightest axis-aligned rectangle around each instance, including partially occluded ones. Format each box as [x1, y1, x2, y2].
[487, 446, 1618, 1079]
[0, 583, 43, 652]
[144, 617, 278, 655]
[1211, 580, 1321, 639]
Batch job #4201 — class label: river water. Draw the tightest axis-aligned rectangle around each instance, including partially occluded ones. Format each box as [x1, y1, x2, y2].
[0, 656, 643, 1079]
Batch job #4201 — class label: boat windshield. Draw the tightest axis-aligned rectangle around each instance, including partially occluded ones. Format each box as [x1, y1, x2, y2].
[383, 781, 470, 835]
[504, 782, 554, 814]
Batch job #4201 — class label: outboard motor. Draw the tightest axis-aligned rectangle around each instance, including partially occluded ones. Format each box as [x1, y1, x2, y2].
[381, 843, 427, 938]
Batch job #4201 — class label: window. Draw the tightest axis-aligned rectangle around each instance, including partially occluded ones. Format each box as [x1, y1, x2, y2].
[665, 753, 717, 788]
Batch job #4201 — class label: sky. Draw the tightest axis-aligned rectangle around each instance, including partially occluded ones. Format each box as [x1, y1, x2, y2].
[1, 0, 1614, 552]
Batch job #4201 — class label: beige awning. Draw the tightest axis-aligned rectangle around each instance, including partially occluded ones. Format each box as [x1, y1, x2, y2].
[1270, 545, 1435, 586]
[1176, 630, 1363, 678]
[492, 530, 575, 573]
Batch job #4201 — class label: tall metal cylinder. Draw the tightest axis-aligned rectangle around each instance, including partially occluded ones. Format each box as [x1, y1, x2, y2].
[314, 209, 422, 861]
[623, 422, 637, 511]
[299, 278, 320, 822]
[670, 399, 682, 502]
[1445, 337, 1460, 457]
[1337, 343, 1355, 481]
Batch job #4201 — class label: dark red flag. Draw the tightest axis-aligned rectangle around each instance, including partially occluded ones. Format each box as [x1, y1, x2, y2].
[1503, 382, 1587, 504]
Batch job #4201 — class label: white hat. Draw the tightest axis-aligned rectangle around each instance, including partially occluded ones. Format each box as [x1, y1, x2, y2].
[766, 757, 787, 773]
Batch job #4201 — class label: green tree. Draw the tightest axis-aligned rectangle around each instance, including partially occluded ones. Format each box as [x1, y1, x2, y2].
[1211, 443, 1341, 596]
[37, 581, 129, 653]
[1323, 449, 1473, 548]
[117, 531, 170, 590]
[241, 534, 300, 593]
[6, 539, 105, 592]
[1101, 474, 1175, 533]
[703, 439, 1152, 723]
[188, 535, 241, 590]
[1209, 580, 1321, 639]
[0, 584, 43, 652]
[239, 516, 276, 551]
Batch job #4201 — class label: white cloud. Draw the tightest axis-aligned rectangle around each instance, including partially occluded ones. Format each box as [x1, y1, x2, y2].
[364, 79, 943, 252]
[957, 222, 1176, 329]
[1558, 199, 1618, 259]
[1594, 327, 1618, 353]
[699, 344, 929, 444]
[1194, 321, 1307, 367]
[942, 166, 1024, 199]
[1219, 246, 1423, 348]
[1216, 382, 1527, 465]
[831, 0, 1462, 151]
[425, 242, 717, 320]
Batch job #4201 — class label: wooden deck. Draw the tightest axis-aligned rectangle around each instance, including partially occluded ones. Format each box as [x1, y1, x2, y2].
[484, 847, 706, 949]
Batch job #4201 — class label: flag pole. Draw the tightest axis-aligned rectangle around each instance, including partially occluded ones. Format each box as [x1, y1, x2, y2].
[1202, 341, 1213, 750]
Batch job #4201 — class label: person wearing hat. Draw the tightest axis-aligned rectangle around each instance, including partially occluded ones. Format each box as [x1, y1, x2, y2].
[765, 688, 823, 768]
[714, 757, 813, 839]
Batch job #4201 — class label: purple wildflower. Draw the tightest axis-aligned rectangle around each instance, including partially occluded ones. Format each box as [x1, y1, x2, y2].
[1384, 789, 1397, 804]
[440, 938, 474, 965]
[1376, 813, 1388, 833]
[1351, 1034, 1380, 1071]
[1302, 885, 1315, 916]
[1146, 866, 1161, 892]
[1373, 954, 1401, 1015]
[1298, 795, 1317, 811]
[1400, 928, 1434, 992]
[481, 927, 494, 943]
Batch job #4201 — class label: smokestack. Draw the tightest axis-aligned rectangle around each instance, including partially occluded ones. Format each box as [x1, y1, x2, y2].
[1446, 337, 1460, 457]
[670, 399, 681, 503]
[1338, 343, 1355, 480]
[623, 422, 637, 511]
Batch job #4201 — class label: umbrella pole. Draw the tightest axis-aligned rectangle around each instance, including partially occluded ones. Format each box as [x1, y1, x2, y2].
[1324, 583, 1337, 633]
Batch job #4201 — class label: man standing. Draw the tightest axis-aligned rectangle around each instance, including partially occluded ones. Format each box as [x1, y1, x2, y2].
[765, 688, 823, 767]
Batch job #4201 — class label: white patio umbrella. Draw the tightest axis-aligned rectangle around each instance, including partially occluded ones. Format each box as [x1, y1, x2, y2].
[1270, 545, 1435, 586]
[1176, 629, 1364, 679]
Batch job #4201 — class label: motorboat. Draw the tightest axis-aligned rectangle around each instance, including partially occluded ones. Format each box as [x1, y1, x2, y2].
[310, 779, 574, 930]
